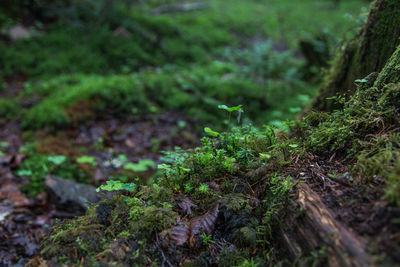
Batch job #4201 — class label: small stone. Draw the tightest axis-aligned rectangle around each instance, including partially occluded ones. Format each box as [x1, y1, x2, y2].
[45, 176, 102, 213]
[8, 25, 31, 41]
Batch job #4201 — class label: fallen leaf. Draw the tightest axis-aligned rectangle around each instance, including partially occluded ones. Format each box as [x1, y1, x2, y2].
[206, 181, 222, 191]
[189, 203, 219, 247]
[176, 197, 198, 215]
[170, 224, 190, 245]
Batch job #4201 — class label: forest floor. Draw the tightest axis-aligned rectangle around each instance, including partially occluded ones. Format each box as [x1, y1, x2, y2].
[3, 0, 396, 266]
[0, 112, 200, 265]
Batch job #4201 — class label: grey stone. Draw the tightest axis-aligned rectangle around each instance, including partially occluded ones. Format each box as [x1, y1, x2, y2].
[8, 25, 31, 41]
[45, 176, 102, 212]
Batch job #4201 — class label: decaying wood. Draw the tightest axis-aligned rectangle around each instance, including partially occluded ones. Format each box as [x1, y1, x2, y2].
[151, 2, 208, 15]
[280, 183, 373, 266]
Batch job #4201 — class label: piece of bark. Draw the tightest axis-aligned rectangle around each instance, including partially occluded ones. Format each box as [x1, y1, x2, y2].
[279, 183, 374, 266]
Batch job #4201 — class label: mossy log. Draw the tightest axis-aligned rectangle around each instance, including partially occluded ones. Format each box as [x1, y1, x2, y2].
[279, 183, 374, 266]
[307, 0, 400, 112]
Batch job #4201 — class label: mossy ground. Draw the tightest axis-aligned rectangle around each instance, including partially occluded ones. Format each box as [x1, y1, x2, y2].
[40, 45, 400, 265]
[0, 0, 367, 197]
[299, 45, 400, 205]
[2, 0, 386, 265]
[0, 0, 367, 131]
[40, 126, 298, 266]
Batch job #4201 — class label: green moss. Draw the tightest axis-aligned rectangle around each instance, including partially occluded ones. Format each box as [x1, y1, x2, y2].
[301, 45, 400, 205]
[16, 151, 88, 196]
[19, 65, 276, 131]
[40, 123, 295, 265]
[0, 98, 19, 120]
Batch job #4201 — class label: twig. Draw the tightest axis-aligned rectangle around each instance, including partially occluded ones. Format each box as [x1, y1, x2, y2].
[155, 240, 174, 267]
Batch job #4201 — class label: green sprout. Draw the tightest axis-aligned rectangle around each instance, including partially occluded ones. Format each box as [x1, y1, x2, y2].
[96, 180, 136, 192]
[123, 159, 156, 172]
[198, 183, 209, 194]
[204, 127, 220, 137]
[76, 155, 97, 166]
[200, 233, 215, 245]
[218, 104, 244, 124]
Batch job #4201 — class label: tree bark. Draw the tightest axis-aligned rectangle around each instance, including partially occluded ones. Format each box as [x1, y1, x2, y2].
[307, 0, 400, 112]
[279, 183, 374, 266]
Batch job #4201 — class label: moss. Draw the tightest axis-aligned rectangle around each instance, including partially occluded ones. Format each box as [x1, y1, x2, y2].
[308, 0, 400, 112]
[0, 98, 20, 120]
[16, 151, 88, 196]
[301, 45, 400, 205]
[40, 123, 295, 265]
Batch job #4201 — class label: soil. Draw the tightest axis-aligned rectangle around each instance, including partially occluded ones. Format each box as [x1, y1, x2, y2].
[288, 154, 400, 261]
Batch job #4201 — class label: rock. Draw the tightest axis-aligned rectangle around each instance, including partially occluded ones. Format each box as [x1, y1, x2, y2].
[44, 176, 102, 213]
[8, 25, 31, 41]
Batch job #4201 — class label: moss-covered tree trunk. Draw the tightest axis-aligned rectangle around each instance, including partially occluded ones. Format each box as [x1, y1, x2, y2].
[307, 0, 400, 112]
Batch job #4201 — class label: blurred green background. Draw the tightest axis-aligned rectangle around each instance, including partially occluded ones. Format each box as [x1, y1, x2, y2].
[0, 0, 369, 130]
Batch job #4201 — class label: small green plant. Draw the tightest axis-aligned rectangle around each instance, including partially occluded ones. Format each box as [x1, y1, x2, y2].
[96, 180, 136, 192]
[218, 104, 244, 124]
[123, 159, 156, 172]
[237, 258, 258, 267]
[197, 183, 209, 194]
[76, 155, 97, 166]
[47, 155, 67, 165]
[204, 127, 220, 137]
[0, 141, 8, 148]
[200, 233, 215, 246]
[17, 153, 87, 196]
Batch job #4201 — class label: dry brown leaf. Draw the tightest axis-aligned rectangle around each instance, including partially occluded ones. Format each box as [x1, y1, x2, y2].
[206, 181, 222, 191]
[176, 197, 198, 215]
[169, 202, 220, 246]
[190, 202, 219, 236]
[170, 224, 190, 245]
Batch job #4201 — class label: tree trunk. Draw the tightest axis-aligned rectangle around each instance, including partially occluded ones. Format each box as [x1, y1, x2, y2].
[279, 184, 373, 266]
[307, 0, 400, 112]
[283, 45, 400, 266]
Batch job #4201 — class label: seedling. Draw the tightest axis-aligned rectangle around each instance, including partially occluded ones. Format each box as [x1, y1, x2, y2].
[123, 159, 156, 172]
[77, 155, 97, 166]
[218, 104, 244, 124]
[198, 183, 209, 194]
[200, 233, 215, 245]
[96, 180, 136, 192]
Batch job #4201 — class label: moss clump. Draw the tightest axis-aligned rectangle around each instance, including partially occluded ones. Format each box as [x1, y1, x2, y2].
[41, 125, 295, 266]
[0, 98, 20, 120]
[19, 64, 273, 131]
[300, 45, 400, 204]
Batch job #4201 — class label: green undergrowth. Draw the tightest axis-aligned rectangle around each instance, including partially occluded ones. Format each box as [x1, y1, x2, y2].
[0, 0, 366, 80]
[0, 0, 367, 133]
[40, 44, 400, 266]
[16, 144, 89, 196]
[299, 46, 400, 205]
[41, 125, 301, 266]
[19, 60, 311, 131]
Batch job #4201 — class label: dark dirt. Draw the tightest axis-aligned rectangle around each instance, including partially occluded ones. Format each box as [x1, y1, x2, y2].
[289, 154, 400, 261]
